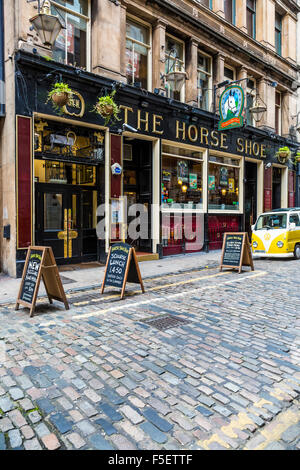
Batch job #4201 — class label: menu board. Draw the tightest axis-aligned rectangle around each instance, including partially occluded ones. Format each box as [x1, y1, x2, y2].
[104, 243, 131, 289]
[16, 246, 69, 317]
[220, 233, 254, 274]
[19, 249, 43, 304]
[222, 234, 244, 267]
[101, 243, 145, 299]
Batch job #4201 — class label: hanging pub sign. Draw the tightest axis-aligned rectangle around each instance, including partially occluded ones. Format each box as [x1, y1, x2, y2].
[101, 243, 145, 299]
[218, 86, 245, 131]
[219, 233, 254, 274]
[15, 246, 69, 317]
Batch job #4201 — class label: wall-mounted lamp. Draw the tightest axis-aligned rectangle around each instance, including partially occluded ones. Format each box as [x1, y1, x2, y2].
[248, 89, 267, 123]
[161, 47, 188, 93]
[28, 0, 65, 47]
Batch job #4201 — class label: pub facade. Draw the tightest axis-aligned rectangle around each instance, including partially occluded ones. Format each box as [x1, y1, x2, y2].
[0, 0, 299, 277]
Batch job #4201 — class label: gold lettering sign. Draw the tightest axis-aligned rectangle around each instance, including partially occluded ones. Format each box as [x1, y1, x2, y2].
[63, 91, 85, 118]
[116, 106, 267, 158]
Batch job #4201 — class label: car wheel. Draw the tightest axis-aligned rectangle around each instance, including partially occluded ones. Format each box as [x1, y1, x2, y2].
[294, 244, 300, 260]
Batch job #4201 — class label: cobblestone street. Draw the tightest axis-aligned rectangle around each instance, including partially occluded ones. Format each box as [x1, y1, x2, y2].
[0, 255, 299, 451]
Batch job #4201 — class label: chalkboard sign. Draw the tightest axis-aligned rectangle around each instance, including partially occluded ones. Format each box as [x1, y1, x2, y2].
[19, 249, 43, 305]
[101, 243, 145, 299]
[220, 233, 254, 274]
[16, 246, 69, 317]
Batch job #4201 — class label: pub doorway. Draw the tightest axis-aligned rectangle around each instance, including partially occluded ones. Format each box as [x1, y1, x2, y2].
[33, 118, 105, 265]
[244, 161, 257, 238]
[123, 137, 152, 253]
[35, 182, 99, 264]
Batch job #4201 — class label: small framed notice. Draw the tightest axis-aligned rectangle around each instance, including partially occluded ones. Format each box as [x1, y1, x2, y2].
[219, 233, 254, 274]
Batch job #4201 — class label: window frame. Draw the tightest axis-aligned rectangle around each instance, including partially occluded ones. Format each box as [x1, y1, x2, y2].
[275, 12, 282, 56]
[125, 14, 152, 92]
[208, 150, 243, 214]
[246, 0, 256, 39]
[224, 0, 236, 25]
[197, 50, 213, 112]
[275, 90, 282, 135]
[224, 65, 236, 82]
[51, 0, 91, 71]
[161, 140, 206, 213]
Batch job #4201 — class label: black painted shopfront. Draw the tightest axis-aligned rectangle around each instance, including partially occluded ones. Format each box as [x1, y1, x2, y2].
[14, 50, 298, 275]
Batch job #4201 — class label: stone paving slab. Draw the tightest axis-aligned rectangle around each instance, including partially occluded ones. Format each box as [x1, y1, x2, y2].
[0, 257, 299, 450]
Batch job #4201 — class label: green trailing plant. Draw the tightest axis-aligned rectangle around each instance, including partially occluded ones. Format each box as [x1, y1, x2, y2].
[93, 90, 121, 126]
[276, 146, 291, 164]
[294, 152, 300, 162]
[46, 82, 73, 114]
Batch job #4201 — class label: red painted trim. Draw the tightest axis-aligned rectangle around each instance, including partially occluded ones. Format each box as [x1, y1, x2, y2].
[264, 166, 272, 212]
[288, 170, 295, 208]
[17, 116, 32, 249]
[110, 134, 122, 199]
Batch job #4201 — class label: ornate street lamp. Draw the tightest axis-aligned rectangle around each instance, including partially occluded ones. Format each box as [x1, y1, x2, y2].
[28, 0, 65, 47]
[249, 91, 267, 123]
[163, 48, 187, 93]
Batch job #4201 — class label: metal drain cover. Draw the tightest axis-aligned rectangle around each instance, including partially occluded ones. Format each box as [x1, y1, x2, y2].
[141, 315, 189, 331]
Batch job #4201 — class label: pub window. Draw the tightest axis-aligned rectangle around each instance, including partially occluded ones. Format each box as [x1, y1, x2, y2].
[162, 144, 203, 210]
[275, 12, 282, 56]
[51, 0, 90, 70]
[224, 0, 236, 24]
[246, 0, 256, 39]
[126, 17, 151, 90]
[165, 35, 185, 102]
[208, 155, 241, 211]
[197, 52, 212, 112]
[275, 91, 282, 135]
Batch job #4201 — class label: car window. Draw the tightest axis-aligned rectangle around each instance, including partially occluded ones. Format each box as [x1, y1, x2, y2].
[289, 214, 300, 226]
[255, 213, 287, 230]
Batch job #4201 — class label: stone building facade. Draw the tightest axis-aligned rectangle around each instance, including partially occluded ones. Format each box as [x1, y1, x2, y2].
[0, 0, 299, 277]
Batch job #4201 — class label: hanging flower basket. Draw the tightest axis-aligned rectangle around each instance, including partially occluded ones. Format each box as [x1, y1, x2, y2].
[92, 90, 120, 126]
[276, 147, 291, 163]
[51, 92, 70, 107]
[95, 103, 114, 118]
[46, 82, 73, 113]
[294, 152, 300, 163]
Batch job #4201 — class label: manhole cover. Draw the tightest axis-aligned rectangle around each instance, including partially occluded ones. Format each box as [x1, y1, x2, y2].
[141, 315, 189, 331]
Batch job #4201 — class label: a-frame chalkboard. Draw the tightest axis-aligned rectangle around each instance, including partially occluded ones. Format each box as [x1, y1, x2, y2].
[15, 246, 69, 317]
[219, 233, 254, 274]
[101, 243, 145, 299]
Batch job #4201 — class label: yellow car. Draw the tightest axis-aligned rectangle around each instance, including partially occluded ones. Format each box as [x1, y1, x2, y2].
[251, 208, 300, 259]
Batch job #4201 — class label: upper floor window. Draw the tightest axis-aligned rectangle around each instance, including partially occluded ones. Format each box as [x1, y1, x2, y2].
[224, 65, 236, 82]
[275, 12, 282, 56]
[126, 17, 151, 90]
[246, 0, 256, 39]
[275, 91, 282, 135]
[224, 0, 236, 24]
[51, 0, 90, 69]
[195, 0, 212, 8]
[197, 52, 212, 111]
[165, 36, 185, 101]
